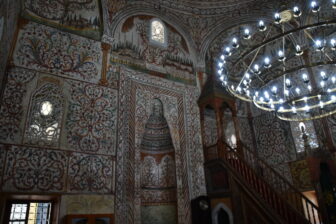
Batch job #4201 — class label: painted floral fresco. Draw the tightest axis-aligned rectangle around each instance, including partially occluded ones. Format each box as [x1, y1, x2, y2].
[0, 68, 36, 143]
[2, 145, 68, 192]
[23, 0, 102, 39]
[14, 21, 102, 83]
[65, 80, 118, 155]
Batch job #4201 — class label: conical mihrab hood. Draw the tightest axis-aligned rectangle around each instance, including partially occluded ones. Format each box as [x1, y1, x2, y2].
[141, 99, 174, 153]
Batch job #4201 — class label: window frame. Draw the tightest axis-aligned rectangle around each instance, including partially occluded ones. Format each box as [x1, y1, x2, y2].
[149, 18, 168, 48]
[2, 195, 60, 224]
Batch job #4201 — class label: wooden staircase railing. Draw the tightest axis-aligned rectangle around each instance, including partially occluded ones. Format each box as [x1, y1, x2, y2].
[205, 142, 322, 224]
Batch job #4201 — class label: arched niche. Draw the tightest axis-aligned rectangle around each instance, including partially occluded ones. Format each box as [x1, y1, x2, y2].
[221, 104, 236, 149]
[212, 203, 234, 224]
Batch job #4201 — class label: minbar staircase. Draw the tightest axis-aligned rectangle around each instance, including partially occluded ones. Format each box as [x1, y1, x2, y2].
[205, 142, 322, 224]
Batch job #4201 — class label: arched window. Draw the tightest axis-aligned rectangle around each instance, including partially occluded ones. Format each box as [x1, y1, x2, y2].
[24, 83, 64, 146]
[150, 19, 166, 46]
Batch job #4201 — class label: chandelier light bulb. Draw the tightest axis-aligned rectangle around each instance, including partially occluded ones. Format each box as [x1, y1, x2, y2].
[304, 97, 308, 102]
[295, 87, 301, 94]
[258, 20, 267, 31]
[220, 76, 224, 81]
[264, 57, 271, 68]
[271, 86, 277, 95]
[302, 73, 309, 83]
[225, 47, 231, 56]
[293, 6, 302, 17]
[243, 28, 251, 39]
[311, 1, 321, 12]
[278, 50, 286, 61]
[260, 97, 264, 102]
[308, 85, 312, 92]
[264, 91, 270, 99]
[279, 106, 284, 112]
[320, 101, 324, 109]
[255, 91, 259, 97]
[285, 78, 292, 88]
[245, 72, 250, 79]
[315, 39, 325, 51]
[332, 95, 336, 102]
[295, 45, 303, 56]
[220, 55, 225, 60]
[305, 104, 310, 112]
[237, 86, 242, 92]
[285, 89, 289, 96]
[331, 38, 336, 50]
[274, 12, 281, 24]
[320, 80, 325, 87]
[320, 71, 328, 81]
[246, 90, 250, 96]
[232, 37, 239, 48]
[292, 106, 297, 114]
[279, 98, 284, 104]
[218, 62, 223, 68]
[332, 76, 336, 84]
[254, 64, 261, 74]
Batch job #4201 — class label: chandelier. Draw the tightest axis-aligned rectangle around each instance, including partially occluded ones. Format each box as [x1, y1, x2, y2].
[217, 0, 336, 121]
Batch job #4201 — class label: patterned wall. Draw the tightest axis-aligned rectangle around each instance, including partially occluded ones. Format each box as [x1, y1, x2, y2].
[252, 112, 296, 182]
[0, 20, 117, 220]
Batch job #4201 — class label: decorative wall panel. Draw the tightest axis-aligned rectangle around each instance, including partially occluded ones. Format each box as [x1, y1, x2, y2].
[60, 195, 115, 216]
[141, 205, 177, 224]
[23, 0, 102, 39]
[68, 153, 114, 193]
[0, 68, 36, 143]
[289, 160, 313, 191]
[116, 66, 205, 224]
[14, 21, 102, 83]
[2, 145, 68, 192]
[237, 117, 253, 149]
[204, 108, 217, 147]
[65, 80, 118, 155]
[253, 113, 296, 165]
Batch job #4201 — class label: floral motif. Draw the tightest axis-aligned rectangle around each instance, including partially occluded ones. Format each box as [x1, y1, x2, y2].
[0, 68, 35, 143]
[68, 153, 113, 193]
[2, 146, 67, 192]
[66, 80, 118, 155]
[14, 22, 102, 82]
